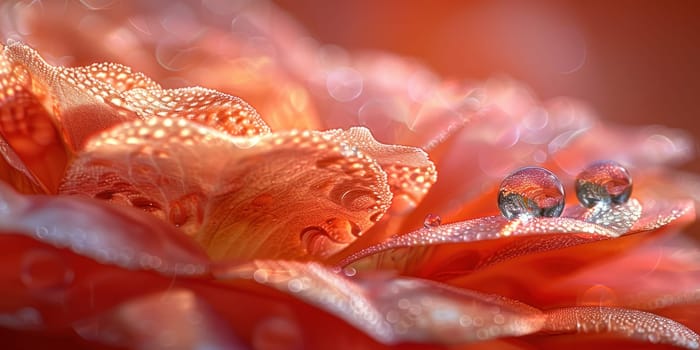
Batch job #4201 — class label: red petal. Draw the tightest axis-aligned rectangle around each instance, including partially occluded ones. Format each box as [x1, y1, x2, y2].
[542, 306, 700, 349]
[215, 260, 545, 345]
[0, 182, 209, 275]
[73, 289, 246, 350]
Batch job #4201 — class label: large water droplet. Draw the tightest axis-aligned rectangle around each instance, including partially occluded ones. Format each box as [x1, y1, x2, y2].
[575, 160, 632, 208]
[423, 214, 441, 228]
[497, 166, 565, 219]
[21, 249, 74, 290]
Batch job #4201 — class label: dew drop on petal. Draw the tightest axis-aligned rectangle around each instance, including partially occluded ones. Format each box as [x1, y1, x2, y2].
[300, 226, 332, 258]
[20, 249, 74, 290]
[575, 160, 633, 208]
[497, 167, 565, 220]
[423, 213, 442, 228]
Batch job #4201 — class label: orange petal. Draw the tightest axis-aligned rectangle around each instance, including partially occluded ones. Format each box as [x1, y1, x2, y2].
[60, 118, 393, 260]
[121, 87, 270, 136]
[0, 42, 67, 192]
[3, 41, 140, 149]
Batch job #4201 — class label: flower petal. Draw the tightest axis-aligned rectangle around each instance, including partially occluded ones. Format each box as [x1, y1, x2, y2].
[215, 260, 545, 345]
[0, 42, 68, 192]
[73, 289, 246, 350]
[0, 182, 209, 275]
[121, 87, 270, 136]
[324, 127, 437, 205]
[341, 199, 693, 278]
[342, 215, 617, 273]
[3, 41, 140, 149]
[60, 118, 393, 260]
[542, 306, 700, 349]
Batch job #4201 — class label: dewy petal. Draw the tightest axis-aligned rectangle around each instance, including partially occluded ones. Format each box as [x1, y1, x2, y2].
[214, 260, 545, 345]
[72, 62, 161, 92]
[74, 289, 246, 350]
[121, 87, 271, 136]
[60, 118, 394, 260]
[3, 41, 141, 149]
[324, 126, 437, 207]
[0, 42, 67, 193]
[2, 41, 271, 152]
[542, 307, 700, 349]
[341, 198, 693, 275]
[0, 182, 209, 275]
[341, 215, 618, 272]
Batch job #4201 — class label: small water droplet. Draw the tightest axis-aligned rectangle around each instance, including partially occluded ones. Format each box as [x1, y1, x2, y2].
[300, 226, 329, 257]
[339, 188, 375, 211]
[342, 266, 357, 277]
[575, 160, 632, 208]
[21, 249, 74, 290]
[423, 214, 441, 228]
[497, 166, 565, 219]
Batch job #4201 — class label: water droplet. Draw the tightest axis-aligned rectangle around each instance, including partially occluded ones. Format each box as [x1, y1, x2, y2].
[575, 160, 632, 208]
[342, 266, 357, 277]
[497, 166, 565, 220]
[423, 214, 441, 228]
[300, 226, 330, 257]
[339, 188, 375, 211]
[21, 249, 74, 290]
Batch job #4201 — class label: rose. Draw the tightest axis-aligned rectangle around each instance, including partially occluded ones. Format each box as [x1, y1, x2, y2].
[0, 2, 699, 349]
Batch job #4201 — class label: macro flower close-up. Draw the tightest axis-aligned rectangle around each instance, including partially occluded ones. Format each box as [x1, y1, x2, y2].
[1, 1, 700, 349]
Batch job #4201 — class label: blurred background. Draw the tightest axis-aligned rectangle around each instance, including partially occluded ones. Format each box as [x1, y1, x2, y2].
[275, 0, 700, 171]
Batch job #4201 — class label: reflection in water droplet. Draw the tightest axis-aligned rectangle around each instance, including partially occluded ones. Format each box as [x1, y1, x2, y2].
[575, 160, 632, 208]
[252, 316, 303, 350]
[423, 214, 441, 228]
[498, 167, 565, 220]
[21, 249, 74, 290]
